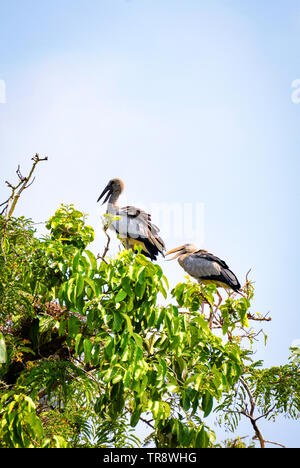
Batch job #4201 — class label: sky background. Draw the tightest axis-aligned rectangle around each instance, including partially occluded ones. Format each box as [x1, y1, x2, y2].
[0, 0, 299, 447]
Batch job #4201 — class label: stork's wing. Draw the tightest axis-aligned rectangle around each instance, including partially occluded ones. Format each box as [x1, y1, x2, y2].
[185, 250, 240, 291]
[112, 205, 165, 260]
[194, 250, 230, 269]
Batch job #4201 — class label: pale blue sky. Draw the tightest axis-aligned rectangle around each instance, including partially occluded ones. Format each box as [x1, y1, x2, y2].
[0, 0, 299, 447]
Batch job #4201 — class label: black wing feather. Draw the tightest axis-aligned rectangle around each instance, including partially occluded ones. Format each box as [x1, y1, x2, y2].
[195, 250, 240, 291]
[114, 205, 165, 260]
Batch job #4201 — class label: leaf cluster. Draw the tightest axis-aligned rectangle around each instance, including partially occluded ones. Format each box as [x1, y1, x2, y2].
[0, 202, 297, 448]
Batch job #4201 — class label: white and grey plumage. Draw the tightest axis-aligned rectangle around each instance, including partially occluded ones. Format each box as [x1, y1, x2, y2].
[165, 243, 240, 291]
[97, 178, 165, 261]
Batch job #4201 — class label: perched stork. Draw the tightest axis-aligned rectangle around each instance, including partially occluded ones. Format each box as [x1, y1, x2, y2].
[97, 178, 165, 261]
[165, 243, 241, 292]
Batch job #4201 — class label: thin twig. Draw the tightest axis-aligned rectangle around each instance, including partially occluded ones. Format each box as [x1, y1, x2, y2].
[97, 225, 111, 264]
[245, 268, 252, 283]
[246, 312, 271, 322]
[139, 416, 154, 429]
[255, 404, 276, 422]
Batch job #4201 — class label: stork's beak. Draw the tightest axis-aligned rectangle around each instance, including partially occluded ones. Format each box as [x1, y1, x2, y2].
[165, 245, 185, 261]
[97, 183, 112, 205]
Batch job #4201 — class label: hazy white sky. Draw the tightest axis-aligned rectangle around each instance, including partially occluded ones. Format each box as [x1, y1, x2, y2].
[0, 0, 299, 447]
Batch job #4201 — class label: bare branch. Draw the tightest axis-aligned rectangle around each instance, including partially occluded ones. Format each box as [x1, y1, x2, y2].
[0, 198, 10, 208]
[23, 176, 36, 190]
[7, 154, 47, 219]
[1, 154, 48, 262]
[97, 225, 111, 264]
[246, 268, 252, 283]
[16, 165, 25, 182]
[262, 439, 286, 448]
[102, 226, 111, 258]
[246, 312, 271, 322]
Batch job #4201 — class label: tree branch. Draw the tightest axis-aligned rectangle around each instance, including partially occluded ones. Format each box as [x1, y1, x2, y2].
[6, 154, 48, 219]
[239, 377, 265, 448]
[262, 439, 286, 448]
[0, 154, 48, 262]
[97, 225, 111, 264]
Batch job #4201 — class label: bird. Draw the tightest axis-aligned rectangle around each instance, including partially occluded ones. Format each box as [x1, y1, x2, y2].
[166, 243, 241, 324]
[165, 243, 241, 293]
[97, 178, 165, 261]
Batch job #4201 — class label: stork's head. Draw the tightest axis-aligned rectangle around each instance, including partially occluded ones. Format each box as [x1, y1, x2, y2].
[97, 178, 125, 204]
[165, 243, 198, 260]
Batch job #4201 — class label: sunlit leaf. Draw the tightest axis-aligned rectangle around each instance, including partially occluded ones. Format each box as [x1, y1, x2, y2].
[0, 332, 7, 363]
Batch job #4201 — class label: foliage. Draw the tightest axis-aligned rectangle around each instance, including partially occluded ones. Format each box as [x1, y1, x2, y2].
[46, 204, 94, 250]
[0, 159, 299, 448]
[216, 357, 300, 433]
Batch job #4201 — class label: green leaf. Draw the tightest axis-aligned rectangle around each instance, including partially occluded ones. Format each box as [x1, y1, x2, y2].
[2, 236, 10, 254]
[137, 266, 146, 284]
[130, 405, 142, 427]
[121, 277, 134, 297]
[58, 318, 67, 337]
[51, 435, 69, 448]
[115, 289, 127, 303]
[156, 307, 166, 329]
[68, 315, 81, 337]
[132, 332, 143, 349]
[135, 280, 146, 299]
[67, 278, 75, 302]
[75, 273, 84, 298]
[112, 373, 123, 384]
[83, 338, 92, 363]
[72, 251, 81, 272]
[162, 274, 169, 290]
[75, 333, 82, 355]
[104, 336, 115, 360]
[159, 281, 167, 300]
[122, 313, 133, 335]
[195, 426, 210, 448]
[91, 343, 100, 366]
[85, 249, 97, 271]
[113, 311, 124, 331]
[84, 277, 96, 296]
[0, 332, 7, 363]
[202, 392, 214, 417]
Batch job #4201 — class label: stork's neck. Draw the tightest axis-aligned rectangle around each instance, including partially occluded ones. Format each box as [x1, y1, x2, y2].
[178, 253, 190, 267]
[106, 192, 120, 212]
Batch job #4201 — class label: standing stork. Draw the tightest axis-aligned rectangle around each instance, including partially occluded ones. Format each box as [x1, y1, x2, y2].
[97, 178, 165, 261]
[166, 243, 241, 323]
[165, 243, 241, 292]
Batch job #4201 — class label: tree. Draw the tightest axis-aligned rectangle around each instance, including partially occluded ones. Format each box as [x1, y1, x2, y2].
[0, 157, 299, 448]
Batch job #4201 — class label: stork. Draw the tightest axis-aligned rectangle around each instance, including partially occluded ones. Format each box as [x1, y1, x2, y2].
[166, 243, 240, 291]
[166, 243, 241, 320]
[97, 178, 165, 261]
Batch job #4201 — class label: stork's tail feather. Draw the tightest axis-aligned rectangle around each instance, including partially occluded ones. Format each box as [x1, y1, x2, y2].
[221, 268, 241, 291]
[141, 237, 165, 261]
